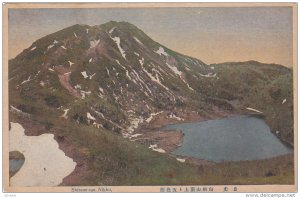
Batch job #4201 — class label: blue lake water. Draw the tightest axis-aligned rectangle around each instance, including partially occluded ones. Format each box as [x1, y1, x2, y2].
[162, 116, 292, 162]
[9, 158, 24, 173]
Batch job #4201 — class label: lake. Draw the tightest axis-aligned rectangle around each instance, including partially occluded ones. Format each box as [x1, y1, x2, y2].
[162, 116, 292, 162]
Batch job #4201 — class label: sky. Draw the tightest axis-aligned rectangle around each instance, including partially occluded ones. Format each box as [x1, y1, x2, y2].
[8, 6, 294, 67]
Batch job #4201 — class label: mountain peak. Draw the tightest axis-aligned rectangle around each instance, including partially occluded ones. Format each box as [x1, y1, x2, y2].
[101, 20, 138, 27]
[99, 21, 143, 35]
[10, 21, 212, 113]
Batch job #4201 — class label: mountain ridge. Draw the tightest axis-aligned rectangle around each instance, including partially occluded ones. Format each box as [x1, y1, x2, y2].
[9, 21, 293, 142]
[12, 21, 291, 68]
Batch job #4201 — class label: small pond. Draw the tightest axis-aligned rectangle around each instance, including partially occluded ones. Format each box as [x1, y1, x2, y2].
[9, 158, 24, 173]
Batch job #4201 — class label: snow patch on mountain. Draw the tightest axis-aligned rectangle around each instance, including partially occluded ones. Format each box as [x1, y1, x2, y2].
[131, 69, 152, 95]
[97, 93, 105, 99]
[166, 63, 182, 76]
[146, 111, 163, 123]
[130, 134, 142, 138]
[126, 114, 144, 134]
[81, 71, 88, 79]
[92, 108, 105, 119]
[75, 84, 81, 89]
[199, 72, 216, 78]
[149, 144, 166, 153]
[61, 109, 70, 119]
[34, 71, 41, 78]
[87, 112, 96, 121]
[40, 81, 45, 87]
[116, 60, 126, 70]
[111, 36, 126, 60]
[47, 40, 59, 50]
[90, 39, 100, 49]
[142, 67, 169, 91]
[91, 107, 125, 132]
[9, 122, 76, 187]
[106, 67, 110, 76]
[126, 71, 137, 84]
[109, 27, 116, 34]
[89, 73, 96, 79]
[99, 87, 104, 93]
[155, 47, 168, 56]
[21, 75, 31, 85]
[68, 61, 74, 67]
[176, 158, 186, 163]
[282, 99, 287, 104]
[181, 78, 195, 91]
[139, 58, 144, 66]
[80, 90, 91, 99]
[168, 113, 184, 121]
[47, 44, 54, 50]
[153, 63, 169, 76]
[133, 37, 143, 46]
[152, 68, 163, 78]
[10, 105, 23, 114]
[64, 72, 71, 76]
[246, 107, 263, 114]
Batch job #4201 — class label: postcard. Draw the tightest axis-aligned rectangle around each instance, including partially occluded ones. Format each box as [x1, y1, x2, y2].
[3, 2, 298, 193]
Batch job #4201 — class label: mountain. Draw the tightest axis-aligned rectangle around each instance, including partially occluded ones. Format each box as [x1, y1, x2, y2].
[8, 21, 294, 185]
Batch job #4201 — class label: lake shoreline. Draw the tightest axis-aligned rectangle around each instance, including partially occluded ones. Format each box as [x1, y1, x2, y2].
[132, 110, 293, 165]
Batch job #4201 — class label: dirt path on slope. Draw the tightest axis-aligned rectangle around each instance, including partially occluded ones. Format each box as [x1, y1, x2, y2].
[53, 65, 81, 99]
[58, 74, 81, 99]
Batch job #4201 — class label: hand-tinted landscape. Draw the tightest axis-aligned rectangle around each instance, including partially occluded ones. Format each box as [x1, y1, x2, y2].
[6, 5, 295, 189]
